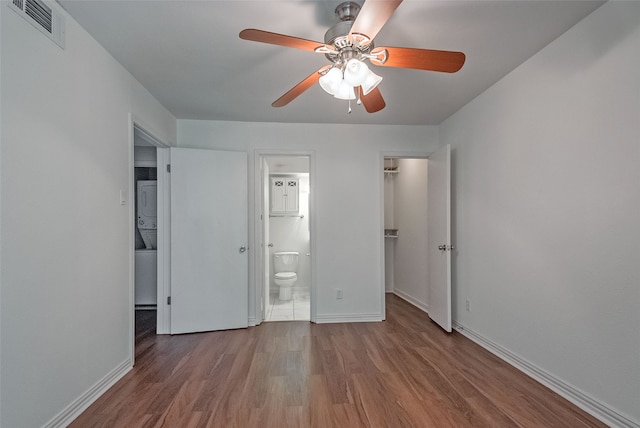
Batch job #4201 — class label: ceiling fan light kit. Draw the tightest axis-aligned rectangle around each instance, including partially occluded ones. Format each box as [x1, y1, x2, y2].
[333, 81, 357, 101]
[361, 69, 383, 95]
[318, 67, 343, 95]
[239, 0, 465, 114]
[343, 59, 370, 86]
[319, 58, 382, 100]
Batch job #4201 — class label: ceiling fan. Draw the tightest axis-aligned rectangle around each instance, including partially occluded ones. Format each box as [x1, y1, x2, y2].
[239, 0, 465, 113]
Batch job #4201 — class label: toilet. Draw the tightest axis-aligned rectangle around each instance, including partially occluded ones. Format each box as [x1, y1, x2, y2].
[273, 251, 298, 301]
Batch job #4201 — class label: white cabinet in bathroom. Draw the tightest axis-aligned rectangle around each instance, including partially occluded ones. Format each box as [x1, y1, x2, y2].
[270, 176, 299, 214]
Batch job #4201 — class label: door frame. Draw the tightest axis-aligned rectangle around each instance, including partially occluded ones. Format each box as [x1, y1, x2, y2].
[379, 151, 432, 320]
[253, 150, 316, 324]
[128, 115, 171, 365]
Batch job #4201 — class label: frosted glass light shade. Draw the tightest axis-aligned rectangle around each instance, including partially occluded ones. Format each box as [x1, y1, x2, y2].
[333, 80, 356, 100]
[361, 69, 383, 95]
[319, 68, 343, 95]
[343, 59, 369, 87]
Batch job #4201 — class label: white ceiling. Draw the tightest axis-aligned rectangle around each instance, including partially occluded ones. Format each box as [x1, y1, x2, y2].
[58, 0, 604, 126]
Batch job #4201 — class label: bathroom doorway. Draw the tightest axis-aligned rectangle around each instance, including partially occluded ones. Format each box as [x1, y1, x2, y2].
[259, 155, 312, 322]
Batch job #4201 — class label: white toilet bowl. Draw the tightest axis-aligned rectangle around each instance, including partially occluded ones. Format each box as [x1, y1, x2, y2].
[273, 252, 299, 301]
[274, 272, 297, 301]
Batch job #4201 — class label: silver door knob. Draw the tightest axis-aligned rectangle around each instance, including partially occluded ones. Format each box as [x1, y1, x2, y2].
[239, 246, 247, 253]
[438, 244, 447, 251]
[268, 243, 274, 247]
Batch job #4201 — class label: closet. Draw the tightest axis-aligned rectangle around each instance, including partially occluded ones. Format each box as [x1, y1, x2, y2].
[383, 157, 430, 312]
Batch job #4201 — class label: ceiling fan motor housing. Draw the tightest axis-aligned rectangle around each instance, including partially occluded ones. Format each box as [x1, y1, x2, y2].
[335, 1, 360, 21]
[324, 1, 373, 64]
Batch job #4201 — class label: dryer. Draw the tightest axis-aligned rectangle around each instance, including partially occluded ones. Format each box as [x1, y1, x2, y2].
[137, 180, 157, 249]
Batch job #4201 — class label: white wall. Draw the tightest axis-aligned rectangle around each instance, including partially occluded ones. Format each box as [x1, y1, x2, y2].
[440, 2, 640, 425]
[0, 3, 176, 427]
[391, 159, 429, 311]
[178, 120, 439, 322]
[134, 145, 157, 164]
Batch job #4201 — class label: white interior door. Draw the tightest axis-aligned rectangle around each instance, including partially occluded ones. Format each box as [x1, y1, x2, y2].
[427, 144, 452, 332]
[170, 148, 248, 334]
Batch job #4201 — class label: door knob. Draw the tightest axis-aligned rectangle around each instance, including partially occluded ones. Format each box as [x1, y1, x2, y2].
[268, 243, 274, 247]
[239, 246, 247, 253]
[438, 244, 446, 251]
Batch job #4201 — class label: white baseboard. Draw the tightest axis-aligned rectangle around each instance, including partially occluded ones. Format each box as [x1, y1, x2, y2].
[43, 358, 132, 428]
[452, 321, 639, 428]
[314, 313, 383, 324]
[392, 289, 429, 314]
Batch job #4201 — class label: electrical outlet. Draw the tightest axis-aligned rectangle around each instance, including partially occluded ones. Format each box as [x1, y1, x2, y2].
[465, 299, 470, 312]
[336, 288, 343, 299]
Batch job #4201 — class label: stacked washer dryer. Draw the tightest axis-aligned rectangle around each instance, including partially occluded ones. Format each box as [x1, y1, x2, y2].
[135, 180, 157, 308]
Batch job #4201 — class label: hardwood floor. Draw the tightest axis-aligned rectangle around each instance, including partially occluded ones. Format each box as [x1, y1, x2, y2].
[71, 295, 605, 427]
[135, 309, 157, 346]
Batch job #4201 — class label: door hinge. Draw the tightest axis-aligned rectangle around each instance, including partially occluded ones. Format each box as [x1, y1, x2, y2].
[167, 296, 171, 305]
[166, 164, 171, 173]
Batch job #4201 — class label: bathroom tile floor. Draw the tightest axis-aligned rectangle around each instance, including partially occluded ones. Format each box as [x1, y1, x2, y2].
[266, 288, 310, 321]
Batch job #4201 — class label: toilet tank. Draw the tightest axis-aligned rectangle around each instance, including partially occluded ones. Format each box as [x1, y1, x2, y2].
[273, 252, 299, 273]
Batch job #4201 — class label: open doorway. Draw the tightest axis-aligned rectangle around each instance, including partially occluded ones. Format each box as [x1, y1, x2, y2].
[382, 147, 452, 332]
[259, 155, 312, 322]
[133, 127, 158, 343]
[132, 123, 169, 352]
[383, 157, 430, 312]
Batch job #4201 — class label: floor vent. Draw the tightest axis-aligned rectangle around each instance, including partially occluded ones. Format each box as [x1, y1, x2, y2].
[8, 0, 65, 48]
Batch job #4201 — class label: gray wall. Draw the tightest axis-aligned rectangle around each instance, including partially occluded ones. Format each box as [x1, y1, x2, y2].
[177, 120, 440, 323]
[0, 3, 176, 426]
[2, 1, 637, 426]
[441, 2, 640, 424]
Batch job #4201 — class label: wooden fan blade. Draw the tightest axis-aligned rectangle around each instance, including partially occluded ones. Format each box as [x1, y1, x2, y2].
[240, 29, 327, 52]
[372, 46, 465, 73]
[349, 0, 403, 42]
[359, 86, 386, 113]
[272, 66, 331, 108]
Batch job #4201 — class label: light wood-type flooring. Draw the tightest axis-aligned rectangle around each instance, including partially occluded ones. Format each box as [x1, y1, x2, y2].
[70, 295, 606, 427]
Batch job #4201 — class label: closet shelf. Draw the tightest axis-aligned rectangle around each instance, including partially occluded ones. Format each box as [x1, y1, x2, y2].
[384, 167, 399, 174]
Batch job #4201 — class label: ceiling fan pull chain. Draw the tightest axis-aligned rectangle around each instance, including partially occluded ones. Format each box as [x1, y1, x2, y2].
[357, 86, 362, 105]
[348, 98, 352, 114]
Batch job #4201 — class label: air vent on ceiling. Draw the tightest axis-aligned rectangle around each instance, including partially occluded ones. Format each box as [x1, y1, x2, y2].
[8, 0, 65, 48]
